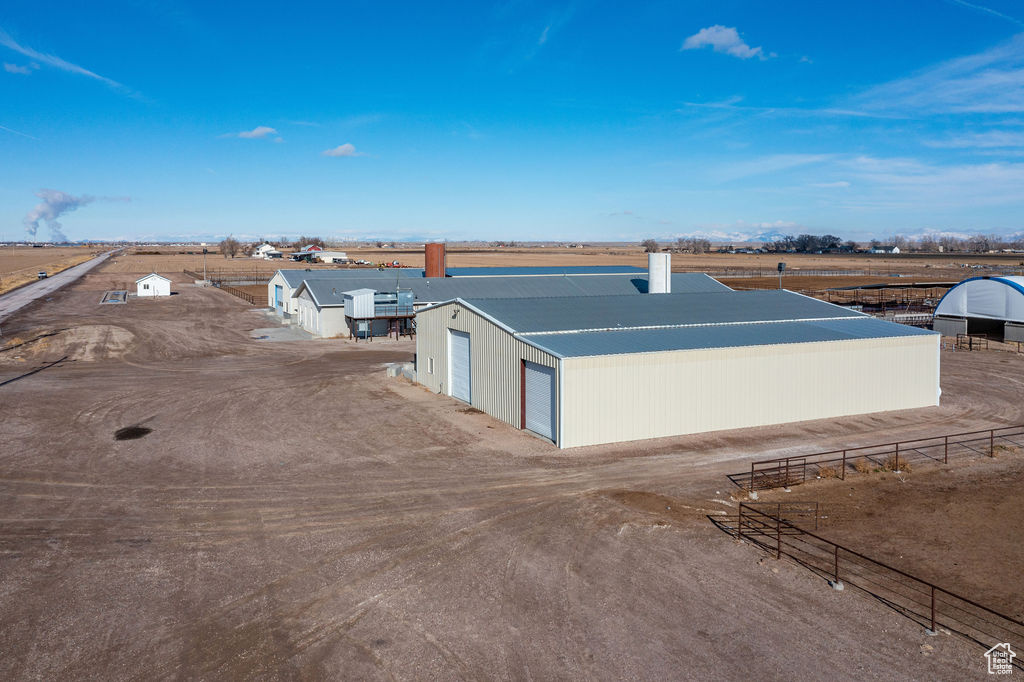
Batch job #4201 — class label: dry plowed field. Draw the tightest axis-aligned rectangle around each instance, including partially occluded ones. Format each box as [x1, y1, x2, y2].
[0, 260, 1021, 678]
[0, 247, 102, 295]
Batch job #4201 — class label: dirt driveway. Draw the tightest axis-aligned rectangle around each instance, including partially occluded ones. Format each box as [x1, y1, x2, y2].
[0, 268, 1019, 679]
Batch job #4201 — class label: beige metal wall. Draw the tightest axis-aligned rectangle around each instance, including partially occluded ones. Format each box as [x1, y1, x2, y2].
[267, 273, 302, 316]
[560, 334, 940, 448]
[416, 302, 559, 431]
[295, 289, 348, 337]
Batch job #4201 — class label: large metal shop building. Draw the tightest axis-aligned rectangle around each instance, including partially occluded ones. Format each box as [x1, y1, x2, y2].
[414, 287, 941, 449]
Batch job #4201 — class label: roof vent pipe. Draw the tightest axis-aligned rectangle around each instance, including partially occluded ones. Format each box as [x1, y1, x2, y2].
[648, 252, 670, 293]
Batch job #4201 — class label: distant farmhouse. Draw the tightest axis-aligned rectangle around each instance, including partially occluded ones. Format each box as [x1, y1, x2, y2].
[252, 243, 283, 259]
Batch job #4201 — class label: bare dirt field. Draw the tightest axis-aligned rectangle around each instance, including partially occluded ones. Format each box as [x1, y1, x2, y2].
[722, 275, 954, 291]
[76, 244, 1024, 283]
[0, 247, 102, 295]
[757, 454, 1024, 617]
[1, 260, 1021, 678]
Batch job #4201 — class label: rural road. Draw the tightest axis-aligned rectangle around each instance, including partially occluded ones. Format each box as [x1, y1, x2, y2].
[0, 249, 118, 325]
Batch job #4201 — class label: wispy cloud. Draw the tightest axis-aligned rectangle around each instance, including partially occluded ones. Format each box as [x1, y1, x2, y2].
[837, 154, 1024, 208]
[0, 27, 135, 95]
[944, 0, 1024, 27]
[679, 97, 902, 120]
[0, 122, 38, 140]
[3, 61, 37, 75]
[681, 25, 770, 61]
[855, 34, 1024, 114]
[713, 153, 833, 182]
[924, 129, 1024, 148]
[810, 180, 851, 188]
[321, 143, 365, 157]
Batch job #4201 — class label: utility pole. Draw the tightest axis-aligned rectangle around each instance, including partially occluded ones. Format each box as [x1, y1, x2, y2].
[202, 243, 208, 282]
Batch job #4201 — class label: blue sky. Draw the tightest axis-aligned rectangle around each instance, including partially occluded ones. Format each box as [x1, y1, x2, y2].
[3, 1, 1024, 242]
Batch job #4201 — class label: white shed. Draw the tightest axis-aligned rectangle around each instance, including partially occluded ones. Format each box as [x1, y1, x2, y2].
[136, 273, 171, 297]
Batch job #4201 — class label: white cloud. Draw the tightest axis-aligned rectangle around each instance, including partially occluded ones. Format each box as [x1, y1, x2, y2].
[838, 154, 1024, 208]
[4, 61, 36, 75]
[0, 27, 130, 93]
[0, 123, 38, 140]
[681, 25, 768, 60]
[321, 143, 364, 157]
[944, 0, 1024, 27]
[856, 34, 1024, 114]
[924, 129, 1024, 148]
[810, 180, 851, 188]
[713, 153, 833, 182]
[233, 125, 278, 139]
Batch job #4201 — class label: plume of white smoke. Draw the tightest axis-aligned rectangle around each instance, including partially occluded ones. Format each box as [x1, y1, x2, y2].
[23, 189, 97, 242]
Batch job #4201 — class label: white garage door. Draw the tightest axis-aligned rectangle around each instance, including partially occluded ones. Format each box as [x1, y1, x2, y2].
[449, 330, 471, 403]
[524, 361, 556, 441]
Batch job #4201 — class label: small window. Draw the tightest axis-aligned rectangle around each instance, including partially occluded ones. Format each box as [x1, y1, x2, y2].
[428, 358, 434, 374]
[143, 284, 149, 290]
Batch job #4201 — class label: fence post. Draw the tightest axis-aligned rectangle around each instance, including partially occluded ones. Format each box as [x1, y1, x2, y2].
[990, 429, 995, 456]
[738, 504, 744, 541]
[833, 546, 839, 583]
[894, 442, 900, 472]
[841, 450, 846, 480]
[944, 436, 948, 464]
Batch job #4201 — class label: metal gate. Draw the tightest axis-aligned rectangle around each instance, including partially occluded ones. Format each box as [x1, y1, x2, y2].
[524, 361, 556, 441]
[449, 330, 471, 403]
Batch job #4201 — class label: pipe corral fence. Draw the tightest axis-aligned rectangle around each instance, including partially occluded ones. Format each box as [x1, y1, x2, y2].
[217, 284, 267, 306]
[183, 269, 274, 285]
[730, 424, 1024, 491]
[732, 502, 1023, 663]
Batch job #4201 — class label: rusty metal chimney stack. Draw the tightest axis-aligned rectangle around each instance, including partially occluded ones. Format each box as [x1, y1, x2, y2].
[425, 242, 446, 278]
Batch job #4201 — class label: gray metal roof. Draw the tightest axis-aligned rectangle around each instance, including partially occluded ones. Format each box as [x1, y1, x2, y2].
[276, 268, 426, 287]
[445, 265, 647, 277]
[291, 273, 730, 306]
[460, 290, 865, 334]
[521, 317, 935, 358]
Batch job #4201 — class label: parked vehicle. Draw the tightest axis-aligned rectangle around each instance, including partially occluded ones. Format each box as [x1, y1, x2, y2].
[37, 271, 47, 279]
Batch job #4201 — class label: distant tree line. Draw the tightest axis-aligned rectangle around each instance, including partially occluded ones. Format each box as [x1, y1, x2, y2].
[642, 232, 1024, 255]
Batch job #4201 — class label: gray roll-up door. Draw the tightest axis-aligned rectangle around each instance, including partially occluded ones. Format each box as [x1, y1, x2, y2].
[524, 361, 556, 441]
[449, 330, 471, 403]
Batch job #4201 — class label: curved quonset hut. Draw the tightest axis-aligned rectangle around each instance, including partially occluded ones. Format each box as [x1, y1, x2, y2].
[933, 276, 1024, 340]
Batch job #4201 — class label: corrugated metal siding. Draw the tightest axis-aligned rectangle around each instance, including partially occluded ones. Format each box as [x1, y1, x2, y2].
[560, 334, 939, 448]
[416, 301, 559, 431]
[295, 289, 347, 337]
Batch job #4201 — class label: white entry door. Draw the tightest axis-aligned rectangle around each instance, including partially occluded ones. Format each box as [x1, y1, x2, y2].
[449, 330, 471, 403]
[524, 361, 556, 441]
